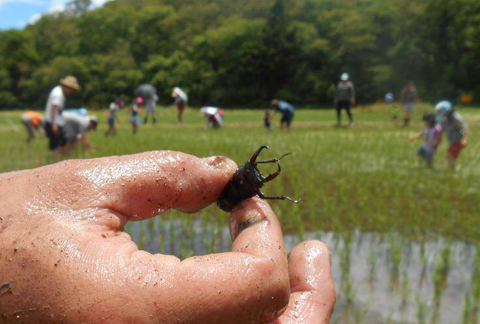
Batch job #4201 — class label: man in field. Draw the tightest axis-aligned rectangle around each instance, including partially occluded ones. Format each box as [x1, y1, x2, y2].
[334, 72, 355, 127]
[270, 99, 295, 128]
[435, 101, 468, 169]
[44, 76, 81, 157]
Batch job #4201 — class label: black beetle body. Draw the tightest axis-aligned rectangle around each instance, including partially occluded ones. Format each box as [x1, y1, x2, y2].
[217, 145, 299, 212]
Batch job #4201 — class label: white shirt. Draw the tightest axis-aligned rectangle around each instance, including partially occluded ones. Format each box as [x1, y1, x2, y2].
[44, 86, 66, 126]
[173, 87, 188, 101]
[63, 111, 90, 141]
[201, 107, 219, 116]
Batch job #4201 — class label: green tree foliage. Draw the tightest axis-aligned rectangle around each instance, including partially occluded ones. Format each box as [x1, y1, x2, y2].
[0, 0, 479, 109]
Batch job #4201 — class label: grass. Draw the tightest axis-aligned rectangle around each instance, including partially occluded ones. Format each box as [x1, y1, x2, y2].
[1, 103, 479, 240]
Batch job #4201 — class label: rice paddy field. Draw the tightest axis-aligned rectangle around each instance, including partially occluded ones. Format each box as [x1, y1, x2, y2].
[1, 104, 480, 323]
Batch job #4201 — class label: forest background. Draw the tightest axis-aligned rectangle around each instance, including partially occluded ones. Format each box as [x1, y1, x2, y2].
[1, 0, 479, 109]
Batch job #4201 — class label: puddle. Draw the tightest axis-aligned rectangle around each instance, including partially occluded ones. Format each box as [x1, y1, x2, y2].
[126, 218, 479, 324]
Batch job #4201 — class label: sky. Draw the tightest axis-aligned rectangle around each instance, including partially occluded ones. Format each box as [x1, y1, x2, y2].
[0, 0, 110, 30]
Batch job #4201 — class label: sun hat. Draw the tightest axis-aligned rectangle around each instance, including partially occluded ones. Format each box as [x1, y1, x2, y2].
[60, 76, 81, 91]
[341, 73, 349, 81]
[136, 97, 144, 105]
[435, 101, 452, 115]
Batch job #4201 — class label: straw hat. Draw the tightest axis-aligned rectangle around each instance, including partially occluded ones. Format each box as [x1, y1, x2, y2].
[60, 76, 81, 91]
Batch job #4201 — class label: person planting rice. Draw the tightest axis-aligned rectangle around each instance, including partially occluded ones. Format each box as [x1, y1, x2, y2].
[200, 106, 224, 129]
[134, 84, 158, 124]
[62, 111, 97, 155]
[334, 73, 355, 127]
[435, 101, 468, 170]
[410, 112, 442, 168]
[400, 81, 418, 127]
[43, 76, 81, 158]
[105, 97, 123, 136]
[172, 87, 188, 123]
[270, 99, 295, 129]
[20, 110, 44, 142]
[264, 110, 272, 130]
[131, 97, 142, 134]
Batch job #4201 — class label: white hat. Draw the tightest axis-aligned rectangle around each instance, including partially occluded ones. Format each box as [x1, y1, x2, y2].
[341, 73, 349, 81]
[435, 101, 452, 115]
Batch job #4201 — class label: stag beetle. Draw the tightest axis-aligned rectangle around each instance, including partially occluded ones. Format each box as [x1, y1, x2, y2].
[217, 145, 300, 212]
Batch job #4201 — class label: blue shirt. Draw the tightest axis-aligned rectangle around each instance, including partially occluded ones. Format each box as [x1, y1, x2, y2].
[276, 101, 294, 115]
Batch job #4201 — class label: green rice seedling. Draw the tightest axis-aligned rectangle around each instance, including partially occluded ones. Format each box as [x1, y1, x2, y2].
[367, 238, 378, 289]
[400, 268, 410, 311]
[416, 294, 428, 324]
[138, 220, 146, 251]
[158, 218, 165, 253]
[462, 293, 472, 324]
[470, 246, 480, 324]
[387, 232, 402, 289]
[430, 240, 452, 324]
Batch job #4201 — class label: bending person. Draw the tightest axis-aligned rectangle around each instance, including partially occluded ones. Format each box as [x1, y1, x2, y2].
[200, 106, 224, 129]
[270, 99, 295, 129]
[20, 110, 44, 143]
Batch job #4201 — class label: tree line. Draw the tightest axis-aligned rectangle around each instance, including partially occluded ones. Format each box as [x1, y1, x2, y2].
[0, 0, 479, 109]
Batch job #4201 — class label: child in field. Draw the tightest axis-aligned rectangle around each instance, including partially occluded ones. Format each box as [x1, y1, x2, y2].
[435, 101, 468, 170]
[105, 97, 123, 136]
[264, 110, 271, 130]
[131, 97, 142, 134]
[384, 92, 399, 125]
[410, 112, 442, 168]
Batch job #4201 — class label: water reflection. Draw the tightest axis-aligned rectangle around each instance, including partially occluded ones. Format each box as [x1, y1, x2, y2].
[126, 218, 479, 324]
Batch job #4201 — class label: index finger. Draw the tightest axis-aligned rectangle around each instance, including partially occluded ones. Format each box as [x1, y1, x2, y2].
[37, 151, 237, 221]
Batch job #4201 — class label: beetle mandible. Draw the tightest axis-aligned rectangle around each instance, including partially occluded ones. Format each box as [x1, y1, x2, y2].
[217, 145, 300, 212]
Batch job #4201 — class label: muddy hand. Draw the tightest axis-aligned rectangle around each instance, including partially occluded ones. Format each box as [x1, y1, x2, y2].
[0, 151, 334, 323]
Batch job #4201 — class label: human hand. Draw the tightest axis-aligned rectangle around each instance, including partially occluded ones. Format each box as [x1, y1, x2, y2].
[0, 151, 335, 324]
[461, 138, 468, 146]
[52, 123, 58, 135]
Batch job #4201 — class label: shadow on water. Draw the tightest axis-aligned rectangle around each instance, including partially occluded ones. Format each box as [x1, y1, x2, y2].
[126, 218, 479, 324]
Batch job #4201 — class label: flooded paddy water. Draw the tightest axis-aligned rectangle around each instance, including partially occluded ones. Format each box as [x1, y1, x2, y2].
[126, 218, 480, 324]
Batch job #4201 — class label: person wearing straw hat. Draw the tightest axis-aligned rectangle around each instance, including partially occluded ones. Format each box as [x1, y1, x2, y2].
[334, 72, 355, 127]
[172, 87, 188, 123]
[44, 76, 81, 157]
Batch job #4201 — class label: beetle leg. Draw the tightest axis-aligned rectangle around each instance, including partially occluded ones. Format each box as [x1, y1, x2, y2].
[257, 190, 266, 199]
[256, 152, 292, 164]
[263, 164, 281, 182]
[263, 195, 301, 204]
[250, 145, 270, 164]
